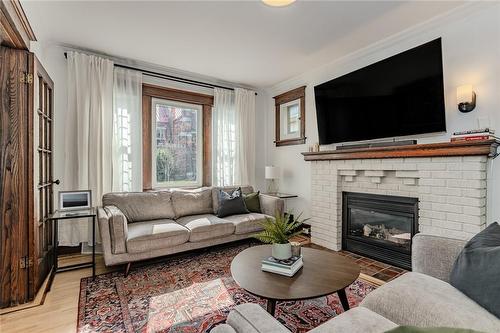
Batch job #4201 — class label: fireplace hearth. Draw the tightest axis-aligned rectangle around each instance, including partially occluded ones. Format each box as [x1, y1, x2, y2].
[342, 192, 418, 270]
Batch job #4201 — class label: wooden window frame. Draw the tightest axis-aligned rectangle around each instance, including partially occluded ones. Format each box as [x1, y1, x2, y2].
[142, 84, 213, 190]
[273, 86, 306, 147]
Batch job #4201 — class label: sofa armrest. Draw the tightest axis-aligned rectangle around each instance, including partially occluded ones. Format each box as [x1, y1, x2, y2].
[212, 324, 237, 333]
[412, 233, 466, 282]
[102, 205, 128, 255]
[226, 304, 290, 333]
[259, 195, 284, 217]
[97, 207, 114, 266]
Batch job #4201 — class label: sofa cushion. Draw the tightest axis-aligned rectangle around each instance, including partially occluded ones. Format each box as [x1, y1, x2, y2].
[222, 213, 271, 234]
[171, 187, 213, 218]
[361, 272, 500, 333]
[227, 303, 290, 333]
[217, 188, 249, 218]
[244, 192, 262, 213]
[176, 214, 235, 242]
[450, 222, 500, 318]
[212, 186, 254, 214]
[310, 307, 397, 333]
[102, 191, 175, 222]
[126, 219, 190, 253]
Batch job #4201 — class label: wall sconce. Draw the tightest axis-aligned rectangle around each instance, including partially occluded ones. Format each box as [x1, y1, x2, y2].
[457, 84, 476, 113]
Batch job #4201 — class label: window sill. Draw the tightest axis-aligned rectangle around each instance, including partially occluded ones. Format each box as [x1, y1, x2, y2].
[275, 137, 306, 147]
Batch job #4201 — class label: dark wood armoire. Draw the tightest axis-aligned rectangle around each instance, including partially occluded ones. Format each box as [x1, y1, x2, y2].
[0, 0, 55, 308]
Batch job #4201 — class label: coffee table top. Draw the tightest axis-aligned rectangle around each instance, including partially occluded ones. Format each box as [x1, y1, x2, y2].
[230, 245, 360, 301]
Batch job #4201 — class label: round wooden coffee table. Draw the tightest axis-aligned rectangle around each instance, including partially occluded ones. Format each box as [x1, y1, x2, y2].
[230, 245, 360, 316]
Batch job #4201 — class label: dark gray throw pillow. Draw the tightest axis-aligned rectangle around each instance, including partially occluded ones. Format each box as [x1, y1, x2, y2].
[216, 187, 249, 218]
[450, 222, 500, 318]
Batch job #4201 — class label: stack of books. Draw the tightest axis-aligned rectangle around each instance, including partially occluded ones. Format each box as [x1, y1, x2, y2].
[261, 255, 303, 277]
[451, 128, 498, 142]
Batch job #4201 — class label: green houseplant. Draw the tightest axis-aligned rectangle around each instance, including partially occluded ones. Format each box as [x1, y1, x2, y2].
[254, 212, 308, 260]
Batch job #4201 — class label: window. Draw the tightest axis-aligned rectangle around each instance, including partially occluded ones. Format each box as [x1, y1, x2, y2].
[285, 102, 300, 135]
[280, 99, 301, 140]
[152, 98, 203, 187]
[274, 86, 306, 146]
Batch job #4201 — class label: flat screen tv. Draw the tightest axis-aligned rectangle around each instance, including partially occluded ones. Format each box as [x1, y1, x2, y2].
[314, 38, 446, 145]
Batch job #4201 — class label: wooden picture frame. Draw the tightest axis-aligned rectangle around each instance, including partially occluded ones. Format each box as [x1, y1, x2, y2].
[273, 86, 306, 146]
[58, 190, 92, 211]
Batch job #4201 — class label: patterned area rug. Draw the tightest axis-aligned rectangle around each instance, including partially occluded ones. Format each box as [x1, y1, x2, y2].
[77, 243, 378, 333]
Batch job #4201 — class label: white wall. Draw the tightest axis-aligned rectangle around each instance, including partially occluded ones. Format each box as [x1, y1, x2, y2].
[263, 3, 500, 223]
[29, 43, 268, 197]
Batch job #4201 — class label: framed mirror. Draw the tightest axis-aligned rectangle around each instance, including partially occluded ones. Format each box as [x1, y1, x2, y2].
[273, 86, 306, 146]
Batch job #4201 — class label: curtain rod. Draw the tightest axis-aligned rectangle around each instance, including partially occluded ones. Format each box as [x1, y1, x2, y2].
[63, 52, 257, 95]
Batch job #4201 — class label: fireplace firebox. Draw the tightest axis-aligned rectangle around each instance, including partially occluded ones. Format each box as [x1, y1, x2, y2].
[342, 192, 418, 270]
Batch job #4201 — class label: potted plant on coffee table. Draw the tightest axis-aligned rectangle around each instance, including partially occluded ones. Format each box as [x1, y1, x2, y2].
[254, 212, 308, 260]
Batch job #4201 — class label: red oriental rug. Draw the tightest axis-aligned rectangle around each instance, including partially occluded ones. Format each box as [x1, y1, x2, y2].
[77, 243, 378, 333]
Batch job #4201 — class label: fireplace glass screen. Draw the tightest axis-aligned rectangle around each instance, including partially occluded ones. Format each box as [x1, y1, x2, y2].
[349, 208, 412, 252]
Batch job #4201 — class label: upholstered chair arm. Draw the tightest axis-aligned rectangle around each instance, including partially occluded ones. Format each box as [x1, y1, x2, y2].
[259, 195, 285, 217]
[102, 205, 128, 255]
[211, 324, 237, 333]
[412, 233, 466, 282]
[226, 304, 290, 333]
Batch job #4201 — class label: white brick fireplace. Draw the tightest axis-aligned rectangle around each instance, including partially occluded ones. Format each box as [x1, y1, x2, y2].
[309, 155, 489, 251]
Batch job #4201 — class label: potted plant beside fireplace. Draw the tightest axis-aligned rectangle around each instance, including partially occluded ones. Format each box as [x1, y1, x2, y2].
[254, 212, 308, 260]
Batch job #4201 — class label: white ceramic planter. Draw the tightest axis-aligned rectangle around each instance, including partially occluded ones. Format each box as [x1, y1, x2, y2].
[272, 243, 292, 260]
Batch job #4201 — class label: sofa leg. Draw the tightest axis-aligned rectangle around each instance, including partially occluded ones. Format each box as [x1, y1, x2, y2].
[124, 262, 131, 277]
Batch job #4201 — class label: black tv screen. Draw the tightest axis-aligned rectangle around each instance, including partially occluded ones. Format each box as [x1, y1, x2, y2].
[314, 38, 446, 145]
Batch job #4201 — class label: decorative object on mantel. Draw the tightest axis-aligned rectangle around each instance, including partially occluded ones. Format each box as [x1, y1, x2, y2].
[457, 84, 476, 113]
[302, 139, 500, 161]
[313, 142, 320, 152]
[265, 165, 280, 193]
[273, 86, 306, 146]
[253, 212, 308, 260]
[451, 128, 498, 142]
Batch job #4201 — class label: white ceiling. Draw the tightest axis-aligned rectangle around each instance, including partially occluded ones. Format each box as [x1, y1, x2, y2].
[22, 1, 465, 88]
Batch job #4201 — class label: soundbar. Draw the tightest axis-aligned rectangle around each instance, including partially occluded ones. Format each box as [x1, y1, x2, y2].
[336, 140, 417, 150]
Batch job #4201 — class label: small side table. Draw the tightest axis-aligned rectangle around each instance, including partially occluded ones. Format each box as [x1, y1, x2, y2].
[261, 192, 298, 200]
[48, 208, 96, 279]
[261, 192, 298, 215]
[261, 192, 311, 236]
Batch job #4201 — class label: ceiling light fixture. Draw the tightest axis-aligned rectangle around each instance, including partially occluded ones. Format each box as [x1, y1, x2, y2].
[262, 0, 296, 7]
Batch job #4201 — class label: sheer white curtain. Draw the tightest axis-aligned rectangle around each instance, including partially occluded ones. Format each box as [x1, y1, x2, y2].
[62, 51, 113, 246]
[112, 68, 142, 192]
[235, 88, 256, 186]
[213, 88, 236, 186]
[213, 87, 256, 186]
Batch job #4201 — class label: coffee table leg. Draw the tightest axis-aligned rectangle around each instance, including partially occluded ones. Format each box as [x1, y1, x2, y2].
[337, 288, 350, 311]
[266, 299, 277, 316]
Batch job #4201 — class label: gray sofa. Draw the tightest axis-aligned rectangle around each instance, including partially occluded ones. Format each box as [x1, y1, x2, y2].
[214, 233, 500, 333]
[97, 186, 284, 271]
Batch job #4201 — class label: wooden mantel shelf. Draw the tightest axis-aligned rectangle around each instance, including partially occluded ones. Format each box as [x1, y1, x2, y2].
[302, 139, 500, 161]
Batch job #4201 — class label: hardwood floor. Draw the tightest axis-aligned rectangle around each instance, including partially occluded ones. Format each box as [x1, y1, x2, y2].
[0, 244, 403, 332]
[0, 255, 115, 333]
